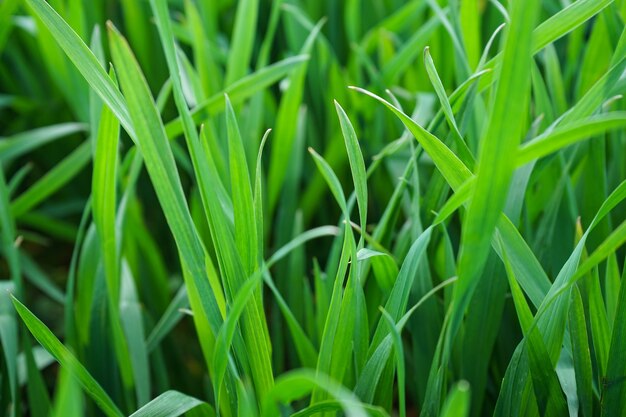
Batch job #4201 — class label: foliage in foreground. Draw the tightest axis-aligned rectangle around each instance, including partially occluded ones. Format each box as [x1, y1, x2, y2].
[1, 0, 626, 416]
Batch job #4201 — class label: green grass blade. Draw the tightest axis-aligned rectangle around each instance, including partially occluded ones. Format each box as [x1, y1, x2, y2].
[502, 242, 568, 416]
[568, 286, 593, 417]
[129, 391, 212, 417]
[533, 0, 614, 53]
[0, 123, 86, 162]
[439, 382, 471, 417]
[145, 285, 187, 352]
[443, 7, 542, 397]
[12, 296, 124, 417]
[224, 0, 258, 86]
[518, 113, 626, 165]
[350, 87, 472, 190]
[291, 401, 388, 417]
[261, 369, 368, 417]
[267, 20, 323, 213]
[423, 46, 475, 169]
[91, 68, 137, 400]
[370, 227, 433, 350]
[0, 164, 21, 296]
[163, 55, 309, 138]
[308, 148, 349, 216]
[11, 140, 91, 218]
[334, 101, 368, 238]
[0, 283, 18, 415]
[602, 261, 626, 416]
[254, 129, 271, 262]
[24, 0, 133, 135]
[51, 367, 83, 417]
[380, 308, 406, 417]
[226, 95, 257, 274]
[212, 274, 261, 408]
[107, 23, 224, 339]
[119, 263, 151, 406]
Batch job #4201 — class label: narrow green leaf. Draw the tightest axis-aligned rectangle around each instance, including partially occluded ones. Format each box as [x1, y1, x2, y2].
[107, 22, 224, 339]
[518, 113, 626, 165]
[351, 87, 472, 190]
[335, 101, 368, 236]
[163, 56, 309, 138]
[568, 286, 593, 417]
[146, 285, 187, 352]
[370, 227, 433, 350]
[24, 0, 133, 134]
[380, 308, 406, 417]
[440, 381, 471, 417]
[12, 296, 124, 417]
[308, 148, 348, 216]
[226, 95, 257, 274]
[452, 0, 541, 342]
[11, 140, 91, 218]
[423, 46, 475, 169]
[119, 263, 151, 406]
[0, 282, 18, 415]
[0, 123, 86, 163]
[224, 0, 258, 86]
[91, 67, 136, 397]
[291, 401, 388, 417]
[262, 370, 368, 417]
[129, 391, 212, 417]
[212, 274, 261, 410]
[533, 0, 614, 53]
[267, 20, 323, 212]
[602, 259, 626, 416]
[502, 241, 568, 417]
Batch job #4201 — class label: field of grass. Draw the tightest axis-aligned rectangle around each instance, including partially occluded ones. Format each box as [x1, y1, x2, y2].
[1, 0, 626, 416]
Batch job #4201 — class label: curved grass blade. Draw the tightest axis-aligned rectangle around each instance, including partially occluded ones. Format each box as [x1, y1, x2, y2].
[0, 123, 86, 163]
[423, 46, 474, 169]
[212, 274, 261, 409]
[354, 277, 457, 402]
[518, 112, 626, 165]
[11, 140, 91, 218]
[224, 0, 258, 86]
[12, 296, 124, 417]
[119, 263, 150, 406]
[350, 87, 471, 190]
[380, 308, 406, 417]
[261, 369, 368, 417]
[335, 101, 368, 237]
[370, 227, 433, 350]
[291, 401, 388, 417]
[502, 242, 568, 416]
[146, 285, 187, 352]
[24, 0, 133, 135]
[129, 391, 213, 417]
[602, 260, 626, 416]
[568, 286, 593, 417]
[440, 381, 471, 417]
[163, 55, 309, 138]
[91, 67, 137, 396]
[532, 0, 614, 53]
[107, 22, 223, 337]
[0, 283, 18, 416]
[267, 20, 324, 213]
[308, 148, 348, 216]
[225, 95, 257, 274]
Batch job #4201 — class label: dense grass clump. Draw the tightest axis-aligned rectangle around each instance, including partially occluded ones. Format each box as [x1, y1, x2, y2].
[1, 0, 626, 416]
